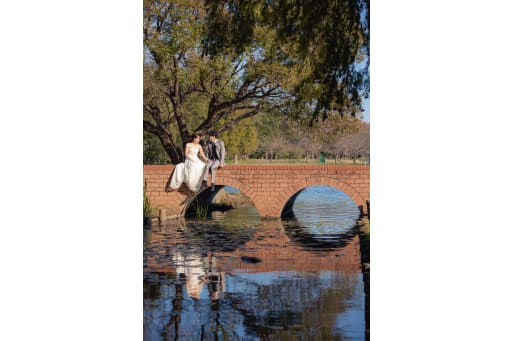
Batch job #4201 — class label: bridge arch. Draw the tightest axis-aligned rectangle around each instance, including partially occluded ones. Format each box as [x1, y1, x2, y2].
[205, 175, 269, 219]
[179, 176, 255, 217]
[278, 176, 365, 218]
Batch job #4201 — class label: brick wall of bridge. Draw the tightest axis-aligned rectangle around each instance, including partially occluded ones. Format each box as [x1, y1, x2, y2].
[143, 164, 369, 218]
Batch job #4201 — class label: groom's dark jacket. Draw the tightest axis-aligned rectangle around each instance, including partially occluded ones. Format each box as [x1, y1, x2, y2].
[205, 139, 226, 164]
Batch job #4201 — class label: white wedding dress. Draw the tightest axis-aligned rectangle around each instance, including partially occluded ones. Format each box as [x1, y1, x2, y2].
[169, 144, 206, 192]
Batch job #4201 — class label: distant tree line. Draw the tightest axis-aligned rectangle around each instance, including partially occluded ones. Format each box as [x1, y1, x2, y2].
[251, 112, 369, 162]
[144, 112, 369, 164]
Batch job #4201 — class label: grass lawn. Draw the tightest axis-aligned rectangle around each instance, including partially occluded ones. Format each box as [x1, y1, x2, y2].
[224, 158, 369, 165]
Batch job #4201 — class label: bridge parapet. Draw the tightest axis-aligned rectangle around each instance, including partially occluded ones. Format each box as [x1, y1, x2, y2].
[143, 164, 369, 219]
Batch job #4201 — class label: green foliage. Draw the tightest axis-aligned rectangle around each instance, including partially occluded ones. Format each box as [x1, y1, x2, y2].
[144, 131, 171, 164]
[204, 0, 370, 119]
[222, 121, 259, 158]
[143, 0, 368, 163]
[144, 0, 301, 163]
[254, 110, 281, 140]
[143, 178, 153, 218]
[192, 200, 208, 219]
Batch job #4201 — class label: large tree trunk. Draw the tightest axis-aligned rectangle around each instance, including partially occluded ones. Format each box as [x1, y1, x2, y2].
[160, 134, 183, 164]
[143, 120, 183, 164]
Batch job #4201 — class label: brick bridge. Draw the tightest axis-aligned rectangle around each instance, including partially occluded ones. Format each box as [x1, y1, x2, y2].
[143, 164, 369, 219]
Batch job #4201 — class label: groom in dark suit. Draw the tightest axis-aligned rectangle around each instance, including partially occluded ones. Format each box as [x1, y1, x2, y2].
[202, 130, 226, 191]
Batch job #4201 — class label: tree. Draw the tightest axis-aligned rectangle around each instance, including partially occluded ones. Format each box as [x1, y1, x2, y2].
[144, 0, 369, 164]
[144, 0, 304, 163]
[335, 121, 369, 162]
[249, 110, 368, 161]
[204, 0, 370, 121]
[143, 130, 171, 164]
[222, 122, 259, 160]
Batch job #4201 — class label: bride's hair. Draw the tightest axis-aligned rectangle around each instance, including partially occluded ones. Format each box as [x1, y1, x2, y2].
[191, 133, 202, 142]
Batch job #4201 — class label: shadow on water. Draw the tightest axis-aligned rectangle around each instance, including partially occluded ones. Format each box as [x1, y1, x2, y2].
[144, 186, 366, 340]
[180, 219, 257, 253]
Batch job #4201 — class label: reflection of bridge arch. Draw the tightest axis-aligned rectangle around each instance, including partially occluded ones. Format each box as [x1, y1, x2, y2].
[144, 219, 362, 275]
[143, 165, 369, 219]
[213, 220, 361, 274]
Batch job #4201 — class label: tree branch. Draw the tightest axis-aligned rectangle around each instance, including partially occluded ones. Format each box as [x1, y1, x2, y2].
[230, 58, 244, 78]
[200, 77, 209, 93]
[219, 105, 261, 134]
[143, 119, 183, 164]
[163, 99, 175, 126]
[214, 81, 273, 114]
[143, 119, 160, 135]
[144, 104, 166, 129]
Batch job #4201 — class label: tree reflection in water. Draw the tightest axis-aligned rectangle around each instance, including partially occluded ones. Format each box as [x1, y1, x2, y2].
[144, 214, 364, 340]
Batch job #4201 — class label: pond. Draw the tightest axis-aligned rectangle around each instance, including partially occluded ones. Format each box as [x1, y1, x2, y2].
[144, 186, 366, 340]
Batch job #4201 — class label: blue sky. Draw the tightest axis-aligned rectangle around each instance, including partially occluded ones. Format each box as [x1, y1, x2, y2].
[362, 97, 370, 122]
[354, 56, 369, 123]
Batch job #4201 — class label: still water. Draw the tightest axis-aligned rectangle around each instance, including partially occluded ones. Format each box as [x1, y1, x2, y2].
[144, 186, 365, 340]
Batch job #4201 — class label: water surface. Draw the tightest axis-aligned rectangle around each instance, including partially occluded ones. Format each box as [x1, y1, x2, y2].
[144, 186, 365, 340]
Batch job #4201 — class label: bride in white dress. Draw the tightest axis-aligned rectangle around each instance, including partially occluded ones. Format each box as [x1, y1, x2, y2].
[168, 134, 209, 192]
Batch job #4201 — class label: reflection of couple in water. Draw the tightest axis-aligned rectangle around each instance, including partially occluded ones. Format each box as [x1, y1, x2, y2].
[173, 251, 223, 304]
[167, 131, 226, 193]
